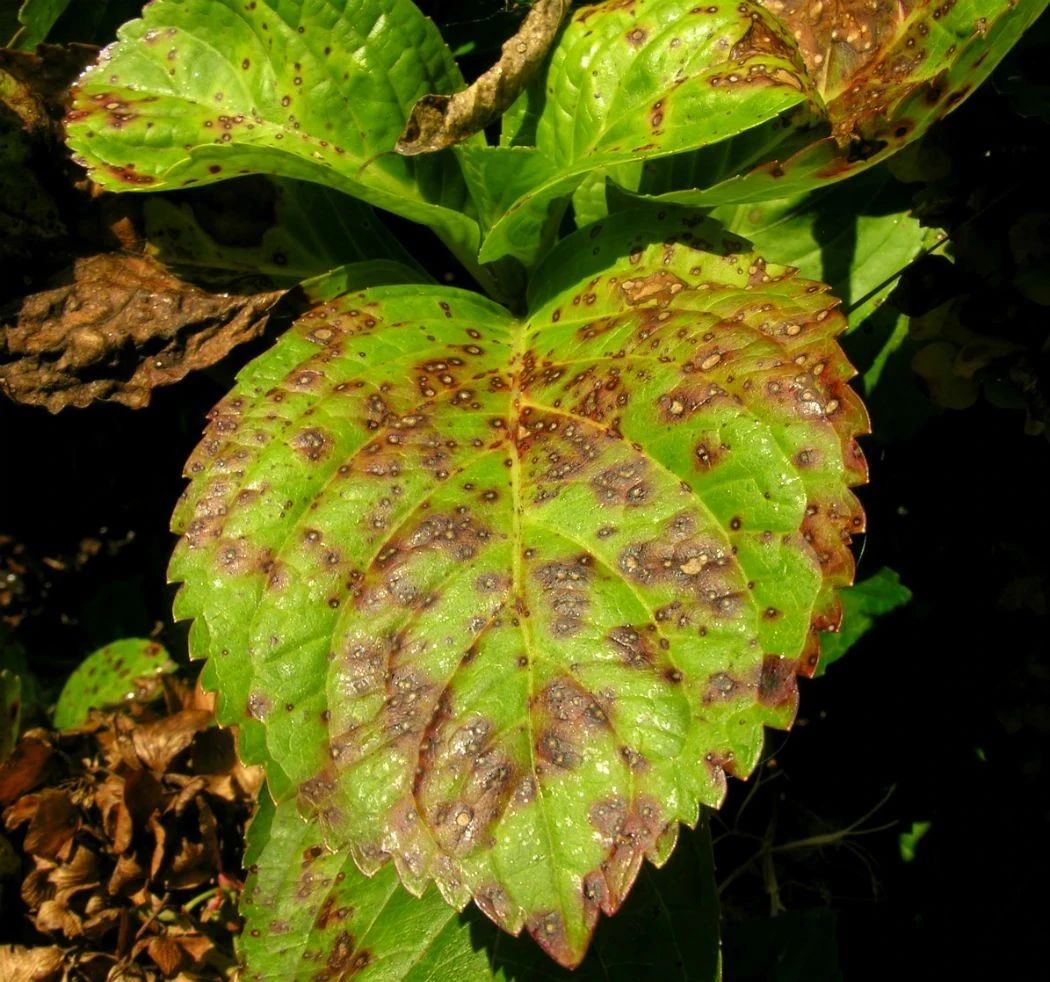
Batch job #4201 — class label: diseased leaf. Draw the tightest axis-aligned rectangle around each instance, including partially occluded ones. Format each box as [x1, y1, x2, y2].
[0, 253, 284, 411]
[64, 0, 485, 279]
[241, 792, 722, 980]
[815, 567, 911, 674]
[240, 791, 492, 981]
[52, 638, 175, 729]
[474, 0, 819, 265]
[707, 168, 926, 314]
[171, 207, 866, 966]
[636, 0, 1049, 204]
[485, 812, 722, 980]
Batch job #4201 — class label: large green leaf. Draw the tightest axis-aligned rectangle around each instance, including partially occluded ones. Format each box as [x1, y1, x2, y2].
[241, 791, 722, 980]
[473, 0, 820, 266]
[631, 0, 1049, 205]
[64, 0, 486, 280]
[170, 208, 866, 966]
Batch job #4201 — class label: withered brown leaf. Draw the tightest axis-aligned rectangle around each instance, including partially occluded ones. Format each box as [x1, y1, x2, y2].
[0, 254, 284, 411]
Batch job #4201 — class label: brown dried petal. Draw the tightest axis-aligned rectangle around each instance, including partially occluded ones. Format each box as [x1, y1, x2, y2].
[0, 734, 53, 805]
[0, 944, 64, 982]
[130, 710, 212, 772]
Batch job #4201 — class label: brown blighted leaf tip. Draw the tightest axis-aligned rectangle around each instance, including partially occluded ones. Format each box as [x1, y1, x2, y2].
[527, 910, 579, 968]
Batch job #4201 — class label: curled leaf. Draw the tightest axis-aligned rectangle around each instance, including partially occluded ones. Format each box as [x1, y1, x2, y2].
[397, 0, 571, 155]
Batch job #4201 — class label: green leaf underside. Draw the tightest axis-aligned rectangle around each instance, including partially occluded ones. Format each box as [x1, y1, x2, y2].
[52, 638, 175, 729]
[170, 209, 866, 967]
[634, 0, 1050, 205]
[816, 566, 911, 675]
[241, 791, 721, 980]
[64, 0, 483, 271]
[144, 177, 415, 285]
[477, 0, 817, 265]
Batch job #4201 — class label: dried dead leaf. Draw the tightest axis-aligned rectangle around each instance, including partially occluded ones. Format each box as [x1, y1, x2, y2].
[0, 253, 284, 411]
[0, 944, 64, 982]
[0, 731, 52, 805]
[1, 671, 258, 976]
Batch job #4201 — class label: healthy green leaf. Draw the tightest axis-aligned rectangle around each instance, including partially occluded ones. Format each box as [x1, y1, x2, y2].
[170, 207, 867, 966]
[815, 567, 911, 675]
[241, 791, 722, 980]
[52, 638, 176, 729]
[474, 0, 819, 266]
[632, 0, 1049, 205]
[144, 177, 416, 286]
[64, 0, 485, 280]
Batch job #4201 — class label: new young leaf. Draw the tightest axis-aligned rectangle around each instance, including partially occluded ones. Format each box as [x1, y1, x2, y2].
[171, 209, 867, 966]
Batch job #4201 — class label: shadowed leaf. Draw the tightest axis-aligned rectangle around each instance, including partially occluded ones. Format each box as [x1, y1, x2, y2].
[816, 566, 911, 674]
[171, 208, 866, 966]
[240, 791, 492, 981]
[0, 671, 20, 765]
[10, 1, 72, 51]
[241, 791, 722, 980]
[144, 176, 417, 287]
[472, 0, 818, 265]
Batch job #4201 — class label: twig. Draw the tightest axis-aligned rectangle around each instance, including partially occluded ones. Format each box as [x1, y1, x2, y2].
[396, 0, 571, 155]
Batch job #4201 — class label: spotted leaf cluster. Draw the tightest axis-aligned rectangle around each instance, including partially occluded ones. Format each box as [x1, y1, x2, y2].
[170, 210, 867, 966]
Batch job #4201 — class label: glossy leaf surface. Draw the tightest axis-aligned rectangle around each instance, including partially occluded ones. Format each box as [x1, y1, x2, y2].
[475, 0, 817, 265]
[171, 210, 867, 965]
[52, 638, 175, 729]
[241, 792, 491, 981]
[64, 0, 483, 273]
[639, 0, 1049, 204]
[241, 792, 722, 980]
